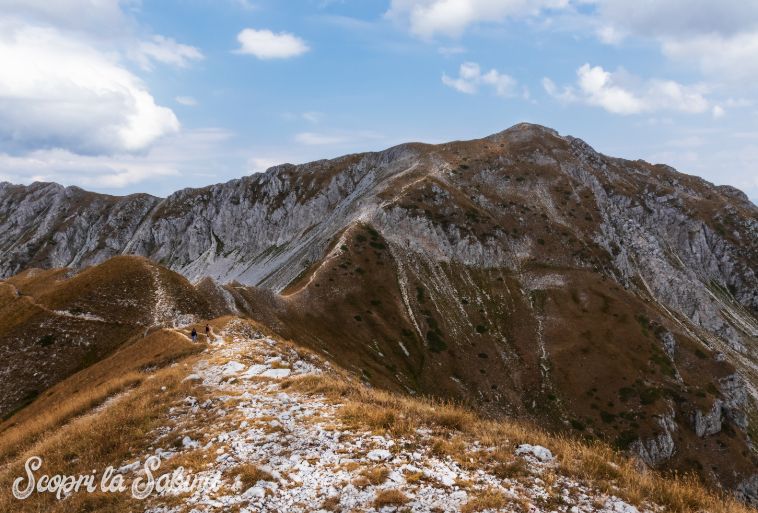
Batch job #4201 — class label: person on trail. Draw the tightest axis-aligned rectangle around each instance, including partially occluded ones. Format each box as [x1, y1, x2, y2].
[205, 324, 211, 341]
[191, 328, 198, 342]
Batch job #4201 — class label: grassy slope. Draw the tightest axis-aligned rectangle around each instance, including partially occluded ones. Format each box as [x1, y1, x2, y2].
[0, 256, 227, 419]
[0, 316, 750, 513]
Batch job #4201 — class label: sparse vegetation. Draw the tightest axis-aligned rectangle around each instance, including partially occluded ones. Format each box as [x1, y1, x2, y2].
[461, 488, 511, 513]
[236, 463, 274, 489]
[282, 372, 753, 513]
[373, 488, 409, 508]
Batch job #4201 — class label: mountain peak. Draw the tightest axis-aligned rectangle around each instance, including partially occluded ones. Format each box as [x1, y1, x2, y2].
[485, 122, 561, 142]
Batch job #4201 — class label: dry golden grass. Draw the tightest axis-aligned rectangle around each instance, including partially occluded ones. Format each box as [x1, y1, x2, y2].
[360, 465, 390, 486]
[461, 488, 511, 513]
[0, 364, 196, 513]
[0, 329, 202, 464]
[320, 494, 341, 511]
[0, 372, 142, 463]
[282, 372, 754, 513]
[236, 463, 274, 489]
[373, 488, 409, 508]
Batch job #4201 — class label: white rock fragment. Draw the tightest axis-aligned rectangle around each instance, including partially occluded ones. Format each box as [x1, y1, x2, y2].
[604, 498, 641, 513]
[221, 361, 245, 376]
[261, 368, 291, 378]
[242, 486, 266, 499]
[516, 444, 554, 462]
[367, 449, 392, 461]
[242, 364, 268, 377]
[182, 436, 199, 449]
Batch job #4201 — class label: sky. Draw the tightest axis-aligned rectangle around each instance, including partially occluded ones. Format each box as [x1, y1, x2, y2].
[0, 0, 756, 201]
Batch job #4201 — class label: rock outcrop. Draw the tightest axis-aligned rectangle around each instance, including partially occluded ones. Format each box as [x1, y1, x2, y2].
[631, 410, 677, 466]
[693, 400, 724, 437]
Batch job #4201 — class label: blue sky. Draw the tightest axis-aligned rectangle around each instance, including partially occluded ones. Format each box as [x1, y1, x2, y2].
[0, 1, 756, 201]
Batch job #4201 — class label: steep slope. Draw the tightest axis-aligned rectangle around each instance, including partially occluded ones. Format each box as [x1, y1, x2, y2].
[0, 123, 756, 501]
[0, 256, 230, 419]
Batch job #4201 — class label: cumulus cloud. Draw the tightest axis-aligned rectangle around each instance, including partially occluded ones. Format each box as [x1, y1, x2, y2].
[132, 35, 204, 71]
[235, 28, 310, 59]
[0, 24, 179, 155]
[543, 64, 710, 115]
[442, 62, 518, 97]
[387, 0, 569, 38]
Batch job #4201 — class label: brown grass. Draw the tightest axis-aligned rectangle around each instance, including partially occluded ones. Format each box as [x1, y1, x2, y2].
[0, 365, 196, 513]
[360, 466, 390, 485]
[320, 495, 341, 511]
[236, 463, 274, 489]
[0, 329, 202, 464]
[373, 488, 409, 508]
[461, 488, 511, 513]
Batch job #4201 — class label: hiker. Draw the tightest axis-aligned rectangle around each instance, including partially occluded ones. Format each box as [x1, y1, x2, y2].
[205, 323, 211, 340]
[191, 328, 198, 342]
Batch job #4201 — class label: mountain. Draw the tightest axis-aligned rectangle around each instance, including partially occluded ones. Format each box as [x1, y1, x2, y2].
[0, 123, 756, 504]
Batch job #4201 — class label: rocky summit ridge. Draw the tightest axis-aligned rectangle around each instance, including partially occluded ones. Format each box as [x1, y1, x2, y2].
[0, 123, 756, 505]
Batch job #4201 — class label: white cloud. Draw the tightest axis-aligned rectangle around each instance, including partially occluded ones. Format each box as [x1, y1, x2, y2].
[661, 33, 758, 82]
[132, 35, 204, 71]
[0, 128, 234, 189]
[294, 130, 383, 146]
[596, 24, 625, 45]
[0, 149, 180, 189]
[387, 0, 569, 38]
[302, 111, 323, 124]
[442, 62, 518, 97]
[235, 28, 310, 59]
[590, 0, 758, 40]
[295, 132, 348, 145]
[248, 157, 280, 173]
[544, 64, 710, 115]
[585, 1, 758, 83]
[0, 24, 179, 155]
[176, 96, 198, 107]
[712, 105, 725, 119]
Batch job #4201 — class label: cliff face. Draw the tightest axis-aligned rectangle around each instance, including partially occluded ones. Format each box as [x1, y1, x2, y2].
[0, 123, 756, 502]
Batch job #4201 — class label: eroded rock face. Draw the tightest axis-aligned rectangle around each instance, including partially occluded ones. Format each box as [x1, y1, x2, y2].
[632, 410, 677, 467]
[720, 374, 750, 430]
[693, 400, 724, 438]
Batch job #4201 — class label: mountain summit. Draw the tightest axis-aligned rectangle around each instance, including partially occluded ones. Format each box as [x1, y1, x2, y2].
[0, 124, 756, 505]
